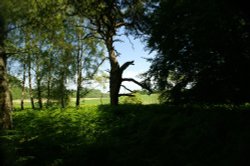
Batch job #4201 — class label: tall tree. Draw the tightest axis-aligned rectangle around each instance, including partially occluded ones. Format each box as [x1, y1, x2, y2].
[0, 14, 13, 129]
[69, 0, 152, 105]
[61, 17, 105, 107]
[144, 0, 250, 103]
[0, 0, 28, 128]
[20, 63, 26, 110]
[5, 0, 73, 108]
[0, 0, 50, 126]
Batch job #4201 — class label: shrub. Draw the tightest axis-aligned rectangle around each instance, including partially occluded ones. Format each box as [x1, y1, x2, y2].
[120, 93, 142, 104]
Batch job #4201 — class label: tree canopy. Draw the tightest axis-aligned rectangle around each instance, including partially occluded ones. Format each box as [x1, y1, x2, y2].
[1, 0, 155, 128]
[145, 0, 250, 104]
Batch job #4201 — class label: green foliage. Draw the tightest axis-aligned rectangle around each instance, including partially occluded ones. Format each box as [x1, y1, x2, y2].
[9, 107, 102, 165]
[11, 94, 159, 108]
[120, 93, 143, 104]
[144, 0, 250, 104]
[71, 88, 109, 98]
[8, 75, 30, 100]
[2, 104, 250, 165]
[8, 74, 21, 88]
[10, 87, 27, 100]
[85, 89, 108, 98]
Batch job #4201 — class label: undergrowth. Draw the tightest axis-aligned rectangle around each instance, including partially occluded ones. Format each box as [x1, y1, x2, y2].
[1, 104, 250, 165]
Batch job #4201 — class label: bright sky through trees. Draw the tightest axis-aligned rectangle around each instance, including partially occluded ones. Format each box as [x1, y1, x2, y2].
[77, 35, 153, 93]
[100, 34, 154, 93]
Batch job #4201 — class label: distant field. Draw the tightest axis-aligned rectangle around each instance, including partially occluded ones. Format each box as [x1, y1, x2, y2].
[12, 94, 159, 108]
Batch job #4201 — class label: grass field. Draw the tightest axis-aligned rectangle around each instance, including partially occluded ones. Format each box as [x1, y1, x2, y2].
[12, 94, 159, 108]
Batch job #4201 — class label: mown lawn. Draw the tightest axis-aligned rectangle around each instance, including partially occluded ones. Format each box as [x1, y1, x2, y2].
[1, 104, 250, 165]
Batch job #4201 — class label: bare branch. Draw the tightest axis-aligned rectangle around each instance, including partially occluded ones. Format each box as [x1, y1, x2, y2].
[121, 85, 134, 93]
[105, 69, 110, 74]
[126, 34, 135, 50]
[71, 22, 105, 41]
[118, 93, 135, 97]
[113, 39, 124, 43]
[88, 57, 107, 79]
[120, 61, 134, 72]
[114, 49, 121, 57]
[122, 78, 152, 93]
[115, 22, 133, 28]
[80, 33, 104, 41]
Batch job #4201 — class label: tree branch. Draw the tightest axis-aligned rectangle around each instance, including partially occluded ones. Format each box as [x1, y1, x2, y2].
[5, 22, 31, 34]
[115, 21, 134, 28]
[118, 93, 135, 97]
[121, 85, 134, 93]
[87, 57, 107, 79]
[120, 61, 134, 72]
[122, 78, 152, 93]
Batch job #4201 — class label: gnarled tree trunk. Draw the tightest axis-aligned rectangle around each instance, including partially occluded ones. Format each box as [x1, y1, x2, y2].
[106, 36, 121, 105]
[106, 36, 148, 105]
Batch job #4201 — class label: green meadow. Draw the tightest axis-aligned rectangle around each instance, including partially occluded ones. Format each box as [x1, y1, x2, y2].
[12, 94, 159, 109]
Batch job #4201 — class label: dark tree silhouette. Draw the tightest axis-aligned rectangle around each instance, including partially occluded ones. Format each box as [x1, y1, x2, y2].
[144, 0, 250, 104]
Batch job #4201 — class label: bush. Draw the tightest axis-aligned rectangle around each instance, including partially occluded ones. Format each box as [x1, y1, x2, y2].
[120, 93, 142, 104]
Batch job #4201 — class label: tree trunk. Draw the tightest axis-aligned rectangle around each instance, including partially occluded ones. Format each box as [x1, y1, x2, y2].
[0, 16, 13, 129]
[46, 56, 53, 107]
[0, 54, 13, 129]
[37, 77, 43, 109]
[21, 64, 26, 110]
[28, 55, 35, 109]
[110, 69, 122, 105]
[76, 72, 82, 107]
[76, 34, 82, 107]
[46, 69, 51, 108]
[60, 72, 65, 108]
[106, 37, 122, 106]
[36, 60, 43, 109]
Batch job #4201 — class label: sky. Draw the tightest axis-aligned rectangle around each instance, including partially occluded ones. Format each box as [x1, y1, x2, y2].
[99, 34, 155, 93]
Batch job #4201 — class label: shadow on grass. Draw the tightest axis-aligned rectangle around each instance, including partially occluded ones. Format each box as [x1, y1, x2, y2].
[1, 104, 250, 165]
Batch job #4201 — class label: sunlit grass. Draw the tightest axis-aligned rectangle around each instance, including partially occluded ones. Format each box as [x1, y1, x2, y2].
[12, 94, 159, 109]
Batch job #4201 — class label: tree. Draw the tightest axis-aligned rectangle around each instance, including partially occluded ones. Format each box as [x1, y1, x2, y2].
[20, 63, 26, 110]
[69, 0, 152, 105]
[4, 0, 106, 109]
[0, 0, 66, 125]
[63, 17, 105, 107]
[144, 0, 250, 104]
[0, 0, 24, 129]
